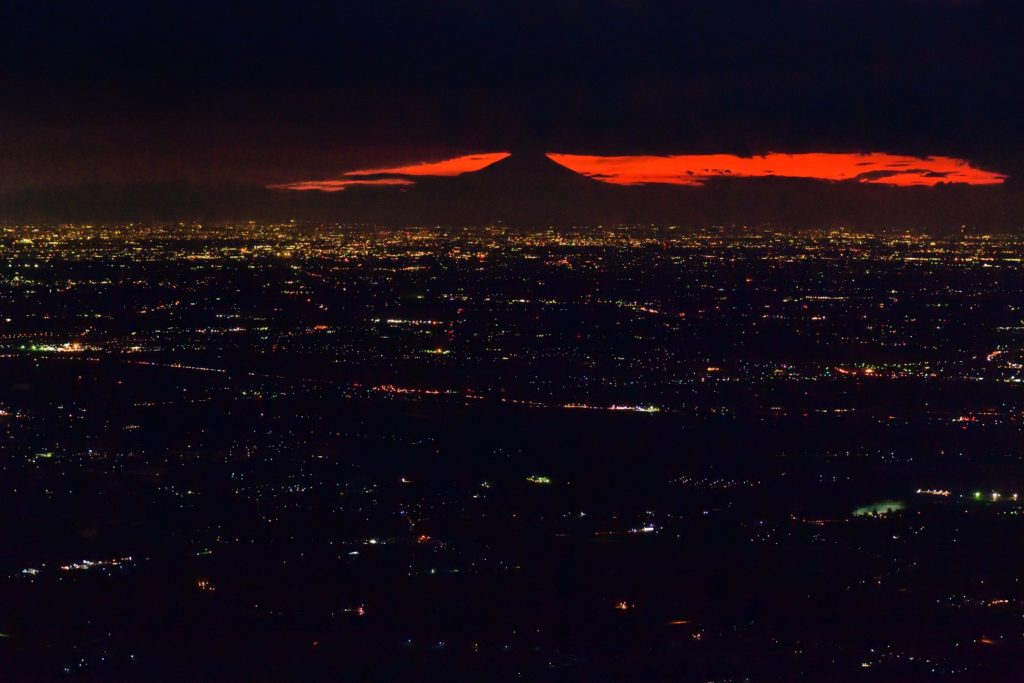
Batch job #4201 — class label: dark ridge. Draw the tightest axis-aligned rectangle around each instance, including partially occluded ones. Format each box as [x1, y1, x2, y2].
[471, 152, 602, 185]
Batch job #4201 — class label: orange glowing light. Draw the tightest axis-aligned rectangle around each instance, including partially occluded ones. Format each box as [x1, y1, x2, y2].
[342, 152, 510, 177]
[268, 178, 415, 192]
[546, 152, 1006, 187]
[270, 152, 509, 192]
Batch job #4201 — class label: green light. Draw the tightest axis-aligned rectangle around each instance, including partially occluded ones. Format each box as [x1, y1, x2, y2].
[974, 491, 982, 499]
[852, 500, 905, 517]
[526, 475, 552, 485]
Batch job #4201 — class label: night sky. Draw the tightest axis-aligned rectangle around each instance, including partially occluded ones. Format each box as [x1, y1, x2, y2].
[2, 0, 1023, 225]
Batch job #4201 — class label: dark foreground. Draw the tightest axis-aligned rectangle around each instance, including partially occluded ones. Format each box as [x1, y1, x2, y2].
[1, 225, 1022, 681]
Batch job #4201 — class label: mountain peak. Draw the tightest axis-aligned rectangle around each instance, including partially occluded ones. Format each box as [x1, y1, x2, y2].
[471, 152, 598, 184]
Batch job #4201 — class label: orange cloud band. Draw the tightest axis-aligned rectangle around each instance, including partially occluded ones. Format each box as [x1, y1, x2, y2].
[270, 152, 511, 191]
[342, 152, 510, 177]
[547, 152, 1006, 187]
[270, 150, 1006, 192]
[271, 178, 416, 192]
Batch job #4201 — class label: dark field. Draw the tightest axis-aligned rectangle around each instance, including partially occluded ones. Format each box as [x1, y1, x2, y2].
[1, 225, 1022, 681]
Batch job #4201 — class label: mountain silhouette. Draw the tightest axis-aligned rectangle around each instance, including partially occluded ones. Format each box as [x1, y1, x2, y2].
[400, 152, 617, 224]
[1, 152, 1021, 230]
[472, 152, 600, 184]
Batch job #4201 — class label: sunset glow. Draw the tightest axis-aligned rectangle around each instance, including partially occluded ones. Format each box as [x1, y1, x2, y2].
[272, 151, 1008, 192]
[342, 152, 510, 177]
[271, 152, 511, 191]
[269, 178, 415, 192]
[547, 152, 1007, 187]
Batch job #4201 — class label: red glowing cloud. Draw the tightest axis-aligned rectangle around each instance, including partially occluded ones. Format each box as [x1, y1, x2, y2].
[271, 150, 1007, 192]
[547, 152, 1007, 187]
[341, 152, 510, 177]
[270, 152, 510, 191]
[271, 178, 416, 192]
